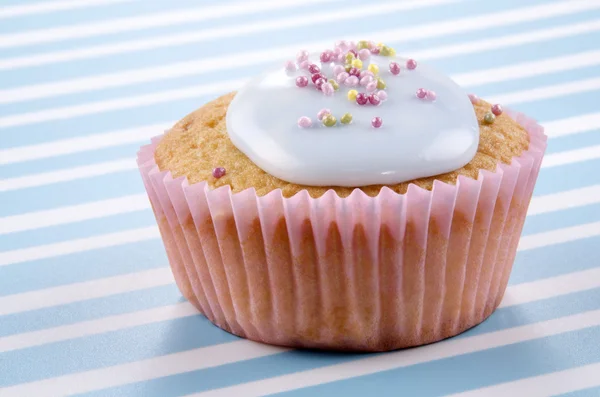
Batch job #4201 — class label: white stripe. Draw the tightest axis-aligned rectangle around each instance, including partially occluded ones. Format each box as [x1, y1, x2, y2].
[0, 267, 173, 316]
[2, 262, 598, 353]
[544, 112, 600, 138]
[0, 302, 196, 353]
[528, 185, 600, 216]
[489, 76, 600, 105]
[193, 310, 600, 397]
[0, 226, 159, 267]
[447, 362, 600, 397]
[0, 158, 137, 192]
[0, 57, 596, 130]
[0, 0, 134, 19]
[0, 340, 289, 397]
[0, 0, 340, 49]
[0, 79, 245, 129]
[0, 122, 170, 166]
[518, 221, 600, 251]
[499, 267, 600, 309]
[0, 194, 150, 235]
[0, 0, 459, 71]
[1, 210, 597, 315]
[542, 145, 600, 168]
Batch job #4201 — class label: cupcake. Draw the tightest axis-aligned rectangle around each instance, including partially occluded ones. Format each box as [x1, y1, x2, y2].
[137, 40, 546, 351]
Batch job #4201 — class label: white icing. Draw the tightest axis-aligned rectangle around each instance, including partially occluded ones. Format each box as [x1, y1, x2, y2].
[226, 52, 479, 187]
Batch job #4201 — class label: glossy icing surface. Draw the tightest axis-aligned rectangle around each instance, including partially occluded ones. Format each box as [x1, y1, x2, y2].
[226, 50, 479, 187]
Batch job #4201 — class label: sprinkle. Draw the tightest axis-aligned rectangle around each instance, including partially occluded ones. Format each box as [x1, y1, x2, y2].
[297, 116, 313, 128]
[406, 59, 417, 70]
[314, 77, 326, 90]
[336, 72, 349, 83]
[345, 53, 355, 63]
[336, 53, 346, 63]
[322, 114, 337, 127]
[426, 90, 437, 101]
[368, 41, 377, 49]
[348, 67, 361, 77]
[296, 50, 309, 63]
[299, 60, 310, 70]
[376, 77, 386, 89]
[388, 48, 396, 56]
[377, 90, 388, 101]
[483, 112, 496, 124]
[212, 167, 226, 178]
[358, 49, 371, 60]
[347, 89, 358, 101]
[349, 41, 357, 51]
[370, 47, 380, 55]
[345, 75, 359, 87]
[468, 93, 479, 104]
[368, 63, 380, 75]
[380, 45, 393, 56]
[335, 40, 349, 52]
[369, 93, 381, 106]
[366, 81, 378, 92]
[356, 92, 369, 105]
[344, 64, 352, 72]
[308, 64, 320, 74]
[328, 79, 339, 91]
[416, 88, 428, 99]
[341, 113, 353, 124]
[360, 75, 373, 86]
[317, 108, 331, 120]
[321, 82, 334, 96]
[333, 64, 345, 76]
[311, 73, 325, 84]
[351, 59, 363, 69]
[371, 117, 383, 128]
[357, 40, 369, 50]
[285, 60, 296, 72]
[389, 61, 400, 75]
[320, 51, 332, 63]
[295, 76, 308, 88]
[360, 70, 375, 79]
[491, 104, 503, 116]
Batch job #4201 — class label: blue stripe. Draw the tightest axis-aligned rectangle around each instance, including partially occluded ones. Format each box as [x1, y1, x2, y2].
[547, 130, 600, 155]
[559, 386, 600, 397]
[78, 288, 600, 397]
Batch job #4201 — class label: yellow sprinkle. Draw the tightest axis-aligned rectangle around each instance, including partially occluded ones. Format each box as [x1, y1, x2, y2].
[388, 47, 396, 56]
[345, 53, 355, 63]
[380, 45, 391, 56]
[357, 40, 369, 50]
[328, 79, 339, 91]
[368, 63, 379, 75]
[347, 89, 358, 101]
[377, 42, 384, 47]
[377, 77, 386, 89]
[351, 59, 363, 69]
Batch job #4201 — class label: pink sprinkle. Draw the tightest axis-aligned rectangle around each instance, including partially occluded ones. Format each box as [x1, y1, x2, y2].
[333, 65, 345, 76]
[296, 76, 308, 88]
[336, 72, 349, 83]
[358, 49, 370, 60]
[371, 117, 383, 128]
[360, 75, 373, 86]
[377, 90, 388, 101]
[336, 53, 346, 62]
[335, 40, 349, 52]
[368, 40, 377, 49]
[317, 108, 331, 120]
[311, 73, 325, 84]
[416, 88, 428, 99]
[356, 92, 368, 105]
[491, 104, 503, 116]
[406, 59, 417, 70]
[297, 116, 312, 128]
[308, 64, 320, 74]
[348, 67, 360, 77]
[370, 47, 380, 55]
[212, 167, 226, 178]
[296, 50, 309, 63]
[468, 93, 479, 104]
[333, 47, 343, 56]
[345, 75, 359, 87]
[320, 51, 332, 63]
[299, 60, 310, 70]
[360, 70, 375, 79]
[369, 94, 381, 106]
[284, 60, 296, 72]
[349, 49, 358, 58]
[389, 61, 400, 75]
[426, 90, 437, 101]
[314, 78, 326, 90]
[321, 82, 334, 96]
[366, 81, 378, 92]
[348, 41, 357, 51]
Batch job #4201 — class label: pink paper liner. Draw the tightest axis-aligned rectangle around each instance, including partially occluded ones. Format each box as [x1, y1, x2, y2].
[137, 109, 547, 351]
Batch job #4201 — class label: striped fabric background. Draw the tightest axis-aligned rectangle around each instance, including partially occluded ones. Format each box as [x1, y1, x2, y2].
[1, 0, 600, 395]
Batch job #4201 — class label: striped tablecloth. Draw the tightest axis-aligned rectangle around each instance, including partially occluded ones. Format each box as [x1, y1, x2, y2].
[1, 0, 600, 395]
